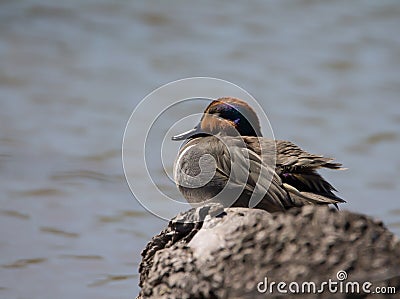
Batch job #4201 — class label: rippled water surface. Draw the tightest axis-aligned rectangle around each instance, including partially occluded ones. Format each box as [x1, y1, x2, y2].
[1, 1, 399, 298]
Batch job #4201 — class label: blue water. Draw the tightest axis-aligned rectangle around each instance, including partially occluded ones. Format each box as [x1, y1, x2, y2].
[0, 1, 399, 298]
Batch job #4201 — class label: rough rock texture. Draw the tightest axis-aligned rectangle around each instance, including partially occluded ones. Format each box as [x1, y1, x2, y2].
[138, 205, 400, 298]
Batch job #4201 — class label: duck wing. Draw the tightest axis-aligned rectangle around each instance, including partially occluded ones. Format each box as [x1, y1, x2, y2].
[275, 140, 344, 171]
[243, 137, 345, 207]
[275, 140, 346, 206]
[213, 136, 293, 211]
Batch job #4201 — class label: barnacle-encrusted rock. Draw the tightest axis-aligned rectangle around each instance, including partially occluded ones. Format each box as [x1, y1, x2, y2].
[138, 205, 400, 298]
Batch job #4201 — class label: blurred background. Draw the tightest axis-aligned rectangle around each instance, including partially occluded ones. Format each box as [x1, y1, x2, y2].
[0, 0, 399, 298]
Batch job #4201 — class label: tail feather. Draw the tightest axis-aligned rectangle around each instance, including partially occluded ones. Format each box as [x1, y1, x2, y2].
[283, 183, 345, 208]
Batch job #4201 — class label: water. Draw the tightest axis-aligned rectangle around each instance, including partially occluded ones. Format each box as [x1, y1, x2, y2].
[0, 0, 399, 298]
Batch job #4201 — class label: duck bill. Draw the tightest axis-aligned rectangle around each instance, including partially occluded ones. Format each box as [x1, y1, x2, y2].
[171, 125, 202, 141]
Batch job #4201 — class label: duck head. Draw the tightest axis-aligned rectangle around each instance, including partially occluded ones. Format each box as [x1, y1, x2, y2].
[172, 97, 262, 141]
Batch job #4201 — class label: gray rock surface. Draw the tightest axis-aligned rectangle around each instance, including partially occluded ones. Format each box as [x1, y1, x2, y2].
[138, 205, 400, 298]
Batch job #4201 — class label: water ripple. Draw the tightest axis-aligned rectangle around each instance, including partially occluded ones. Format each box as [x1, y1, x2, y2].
[16, 188, 65, 197]
[58, 254, 103, 260]
[365, 132, 397, 145]
[40, 227, 79, 238]
[2, 258, 47, 269]
[97, 210, 148, 223]
[88, 274, 137, 287]
[50, 170, 120, 183]
[0, 210, 30, 220]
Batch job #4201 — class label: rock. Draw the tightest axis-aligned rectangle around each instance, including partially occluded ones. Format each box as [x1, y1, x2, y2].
[137, 205, 400, 298]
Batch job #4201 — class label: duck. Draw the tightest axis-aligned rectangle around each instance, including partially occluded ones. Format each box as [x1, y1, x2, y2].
[172, 97, 345, 212]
